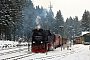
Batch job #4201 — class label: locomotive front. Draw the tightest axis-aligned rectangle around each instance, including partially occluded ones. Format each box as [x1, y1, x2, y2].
[31, 26, 46, 52]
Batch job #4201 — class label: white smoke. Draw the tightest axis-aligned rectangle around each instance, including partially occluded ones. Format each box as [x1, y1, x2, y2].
[36, 16, 41, 25]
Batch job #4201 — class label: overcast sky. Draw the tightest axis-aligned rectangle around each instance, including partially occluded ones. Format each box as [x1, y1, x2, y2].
[32, 0, 90, 20]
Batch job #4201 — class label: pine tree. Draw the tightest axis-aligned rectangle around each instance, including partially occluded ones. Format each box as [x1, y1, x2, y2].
[21, 0, 35, 39]
[0, 0, 26, 41]
[55, 10, 64, 34]
[45, 3, 54, 30]
[81, 10, 90, 31]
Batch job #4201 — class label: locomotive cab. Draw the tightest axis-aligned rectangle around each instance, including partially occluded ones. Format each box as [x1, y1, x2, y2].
[44, 30, 54, 51]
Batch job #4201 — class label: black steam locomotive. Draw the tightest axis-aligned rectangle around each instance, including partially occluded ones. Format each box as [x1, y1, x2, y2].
[31, 27, 67, 53]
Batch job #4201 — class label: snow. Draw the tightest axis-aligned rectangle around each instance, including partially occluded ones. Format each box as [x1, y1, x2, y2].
[19, 44, 90, 60]
[81, 31, 90, 36]
[62, 45, 90, 60]
[0, 40, 28, 48]
[0, 40, 18, 45]
[0, 40, 90, 60]
[0, 40, 18, 49]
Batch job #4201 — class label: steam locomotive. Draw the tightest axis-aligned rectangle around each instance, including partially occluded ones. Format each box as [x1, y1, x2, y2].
[31, 28, 67, 53]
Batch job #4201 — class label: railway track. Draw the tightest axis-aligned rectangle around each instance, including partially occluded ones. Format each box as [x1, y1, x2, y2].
[1, 52, 36, 60]
[0, 47, 28, 56]
[0, 45, 35, 60]
[1, 45, 85, 60]
[31, 45, 85, 60]
[0, 45, 28, 51]
[0, 46, 17, 51]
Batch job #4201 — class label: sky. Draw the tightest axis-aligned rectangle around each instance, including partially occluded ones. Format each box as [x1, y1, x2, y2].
[32, 0, 90, 20]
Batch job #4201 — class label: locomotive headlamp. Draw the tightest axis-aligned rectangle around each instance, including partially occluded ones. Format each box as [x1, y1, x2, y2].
[33, 41, 35, 43]
[41, 41, 43, 43]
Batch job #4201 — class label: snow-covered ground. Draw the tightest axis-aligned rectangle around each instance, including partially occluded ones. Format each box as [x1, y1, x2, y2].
[0, 40, 18, 48]
[20, 44, 90, 60]
[0, 40, 90, 60]
[0, 40, 28, 49]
